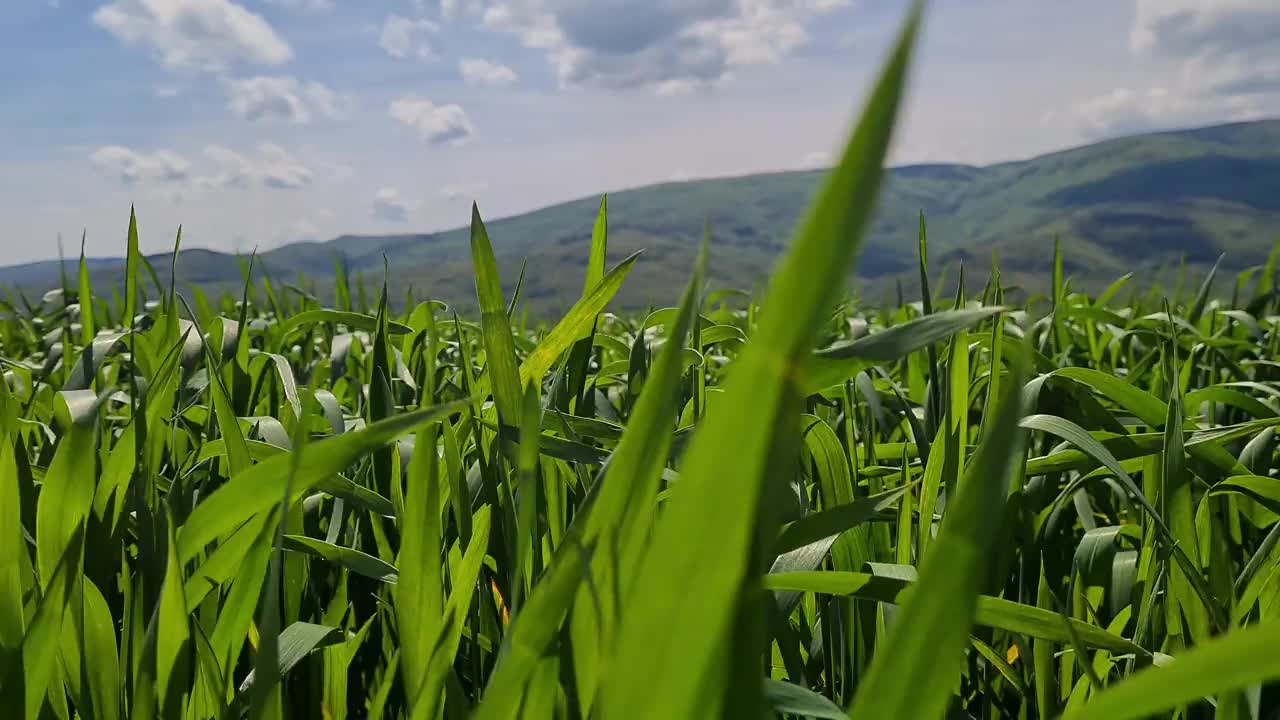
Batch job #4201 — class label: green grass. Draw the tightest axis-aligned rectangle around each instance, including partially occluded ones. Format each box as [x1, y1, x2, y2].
[5, 3, 1280, 718]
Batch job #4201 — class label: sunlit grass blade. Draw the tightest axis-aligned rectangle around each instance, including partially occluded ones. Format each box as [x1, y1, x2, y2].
[282, 535, 398, 583]
[34, 390, 100, 589]
[599, 4, 924, 715]
[568, 241, 705, 714]
[1062, 621, 1280, 720]
[805, 307, 1004, 392]
[155, 512, 191, 717]
[565, 195, 609, 410]
[470, 203, 524, 426]
[519, 251, 640, 388]
[395, 417, 445, 703]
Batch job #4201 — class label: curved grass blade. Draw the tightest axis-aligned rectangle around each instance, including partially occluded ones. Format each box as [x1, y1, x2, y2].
[773, 485, 908, 555]
[806, 307, 1004, 392]
[232, 623, 344, 701]
[764, 678, 849, 720]
[763, 571, 1141, 655]
[1061, 621, 1280, 720]
[282, 535, 398, 583]
[276, 309, 412, 344]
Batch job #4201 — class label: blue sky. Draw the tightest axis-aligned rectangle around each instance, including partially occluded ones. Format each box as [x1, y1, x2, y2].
[1, 0, 1276, 262]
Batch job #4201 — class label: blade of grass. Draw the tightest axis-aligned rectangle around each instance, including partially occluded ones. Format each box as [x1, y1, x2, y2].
[599, 5, 924, 716]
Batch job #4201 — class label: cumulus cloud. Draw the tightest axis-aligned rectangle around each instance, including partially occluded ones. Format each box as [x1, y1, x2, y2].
[459, 58, 518, 85]
[476, 0, 849, 93]
[372, 187, 412, 222]
[389, 96, 474, 144]
[1132, 0, 1280, 96]
[89, 145, 191, 184]
[225, 76, 348, 123]
[199, 142, 314, 189]
[380, 14, 438, 60]
[92, 0, 292, 71]
[1066, 86, 1265, 139]
[91, 142, 325, 195]
[1131, 0, 1279, 59]
[1061, 1, 1280, 139]
[1068, 88, 1182, 138]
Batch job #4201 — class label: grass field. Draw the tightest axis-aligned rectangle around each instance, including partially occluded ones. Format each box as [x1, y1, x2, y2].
[4, 4, 1280, 719]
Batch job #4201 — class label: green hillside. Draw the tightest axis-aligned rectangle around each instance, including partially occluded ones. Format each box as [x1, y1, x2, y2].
[5, 117, 1279, 315]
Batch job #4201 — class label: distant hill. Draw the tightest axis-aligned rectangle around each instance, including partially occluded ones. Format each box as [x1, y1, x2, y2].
[5, 118, 1279, 315]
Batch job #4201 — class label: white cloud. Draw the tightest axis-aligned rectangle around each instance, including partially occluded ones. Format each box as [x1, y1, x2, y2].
[313, 158, 357, 182]
[379, 14, 438, 60]
[264, 0, 335, 11]
[150, 186, 186, 206]
[276, 218, 323, 246]
[302, 82, 346, 119]
[389, 96, 474, 144]
[459, 58, 518, 85]
[199, 142, 313, 189]
[439, 181, 489, 201]
[1132, 0, 1280, 96]
[799, 150, 830, 168]
[478, 0, 850, 93]
[372, 187, 412, 222]
[1131, 0, 1279, 59]
[440, 0, 488, 20]
[1061, 1, 1280, 139]
[225, 76, 348, 124]
[89, 145, 191, 184]
[1065, 86, 1264, 139]
[92, 0, 292, 71]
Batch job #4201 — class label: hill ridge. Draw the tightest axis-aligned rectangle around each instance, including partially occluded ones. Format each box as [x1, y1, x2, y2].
[4, 116, 1278, 314]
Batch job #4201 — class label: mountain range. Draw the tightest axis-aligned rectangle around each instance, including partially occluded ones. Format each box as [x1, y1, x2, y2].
[6, 118, 1280, 316]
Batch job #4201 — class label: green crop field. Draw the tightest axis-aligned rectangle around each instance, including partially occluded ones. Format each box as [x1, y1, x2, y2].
[4, 4, 1280, 719]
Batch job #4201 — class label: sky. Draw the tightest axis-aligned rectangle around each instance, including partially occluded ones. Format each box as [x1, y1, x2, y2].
[1, 0, 1278, 262]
